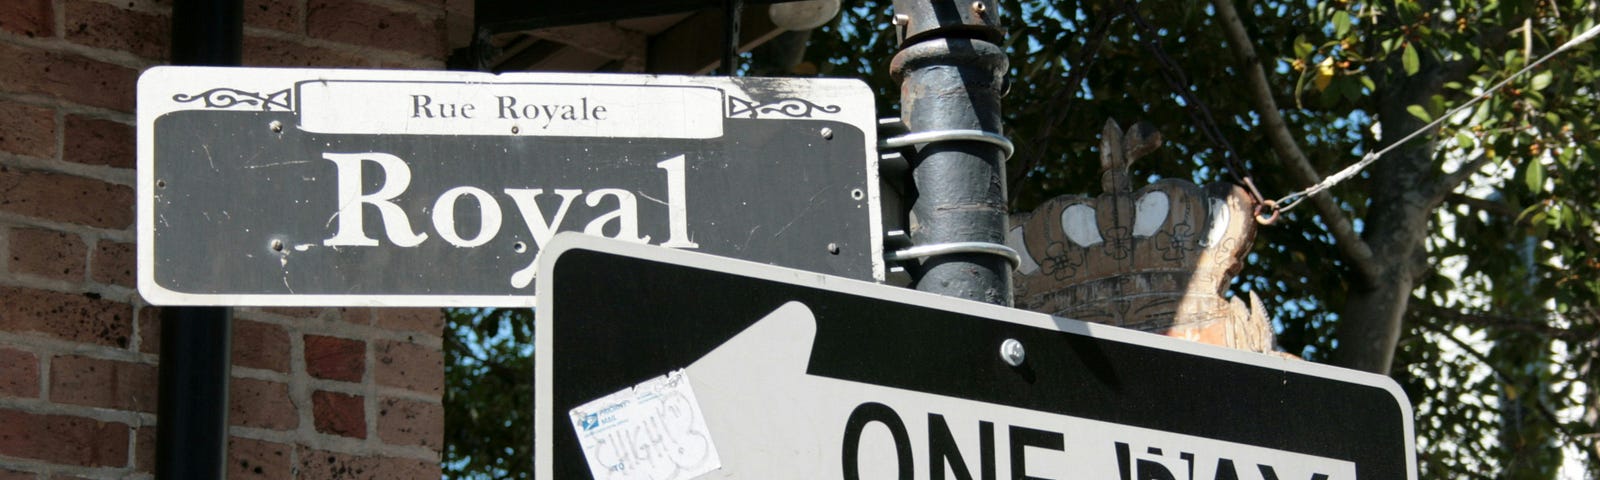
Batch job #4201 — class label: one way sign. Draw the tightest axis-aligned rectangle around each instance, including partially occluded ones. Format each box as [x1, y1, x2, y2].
[535, 235, 1418, 479]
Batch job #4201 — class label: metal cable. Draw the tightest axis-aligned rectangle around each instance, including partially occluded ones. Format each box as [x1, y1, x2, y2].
[1274, 23, 1600, 214]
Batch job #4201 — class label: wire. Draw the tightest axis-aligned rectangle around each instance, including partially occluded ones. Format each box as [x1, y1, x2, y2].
[1274, 23, 1600, 215]
[1122, 1, 1267, 206]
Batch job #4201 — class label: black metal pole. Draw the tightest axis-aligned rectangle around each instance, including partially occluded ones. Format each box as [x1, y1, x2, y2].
[158, 1, 240, 479]
[889, 0, 1013, 305]
[722, 0, 744, 75]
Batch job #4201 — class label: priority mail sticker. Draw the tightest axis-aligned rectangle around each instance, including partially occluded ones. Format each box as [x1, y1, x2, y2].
[568, 370, 721, 480]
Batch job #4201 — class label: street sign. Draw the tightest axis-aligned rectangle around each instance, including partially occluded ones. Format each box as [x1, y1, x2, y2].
[137, 67, 882, 306]
[536, 234, 1418, 480]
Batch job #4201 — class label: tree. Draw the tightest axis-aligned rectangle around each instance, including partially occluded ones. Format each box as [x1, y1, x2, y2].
[444, 1, 1599, 477]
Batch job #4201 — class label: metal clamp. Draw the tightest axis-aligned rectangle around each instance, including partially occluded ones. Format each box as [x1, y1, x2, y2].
[880, 129, 1015, 159]
[887, 241, 1022, 269]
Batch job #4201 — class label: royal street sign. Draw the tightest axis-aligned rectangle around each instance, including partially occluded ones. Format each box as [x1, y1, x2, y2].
[137, 67, 882, 307]
[535, 235, 1418, 480]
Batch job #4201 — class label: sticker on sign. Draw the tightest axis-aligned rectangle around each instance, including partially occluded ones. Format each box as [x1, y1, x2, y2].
[137, 67, 882, 307]
[569, 370, 721, 480]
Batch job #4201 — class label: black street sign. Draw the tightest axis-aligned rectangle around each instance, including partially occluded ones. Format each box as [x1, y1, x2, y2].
[137, 67, 882, 306]
[535, 235, 1418, 479]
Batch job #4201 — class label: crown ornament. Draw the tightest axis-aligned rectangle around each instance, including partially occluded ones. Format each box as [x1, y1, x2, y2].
[1007, 119, 1274, 353]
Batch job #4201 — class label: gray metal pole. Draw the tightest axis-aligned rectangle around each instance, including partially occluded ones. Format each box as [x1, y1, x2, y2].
[888, 0, 1014, 305]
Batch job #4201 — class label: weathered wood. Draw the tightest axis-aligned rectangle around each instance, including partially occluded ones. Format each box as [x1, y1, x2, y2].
[1008, 119, 1276, 353]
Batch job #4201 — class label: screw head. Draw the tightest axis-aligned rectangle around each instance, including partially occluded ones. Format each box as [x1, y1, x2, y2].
[1000, 338, 1025, 367]
[269, 120, 284, 133]
[820, 127, 834, 140]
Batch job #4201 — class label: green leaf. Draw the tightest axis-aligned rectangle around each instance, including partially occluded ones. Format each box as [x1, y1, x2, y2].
[1525, 162, 1546, 192]
[1333, 11, 1351, 38]
[1402, 43, 1420, 75]
[1456, 132, 1474, 149]
[1407, 104, 1432, 122]
[1530, 71, 1553, 91]
[1294, 34, 1314, 59]
[1359, 75, 1376, 91]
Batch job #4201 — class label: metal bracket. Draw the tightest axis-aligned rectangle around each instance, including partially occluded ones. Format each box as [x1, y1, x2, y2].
[881, 129, 1015, 159]
[887, 241, 1021, 269]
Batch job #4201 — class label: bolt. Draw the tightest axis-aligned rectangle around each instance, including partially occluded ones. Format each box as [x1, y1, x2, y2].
[821, 127, 834, 140]
[972, 1, 986, 14]
[511, 125, 520, 134]
[270, 239, 284, 252]
[827, 243, 840, 255]
[892, 14, 909, 25]
[1000, 338, 1025, 367]
[269, 120, 283, 133]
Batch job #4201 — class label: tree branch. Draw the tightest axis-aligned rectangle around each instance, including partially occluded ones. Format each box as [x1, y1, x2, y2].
[1415, 303, 1594, 342]
[1210, 0, 1381, 283]
[1429, 151, 1494, 208]
[1445, 193, 1600, 254]
[1413, 318, 1592, 447]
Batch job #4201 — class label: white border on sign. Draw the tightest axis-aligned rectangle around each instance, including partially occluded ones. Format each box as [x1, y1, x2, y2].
[136, 67, 884, 307]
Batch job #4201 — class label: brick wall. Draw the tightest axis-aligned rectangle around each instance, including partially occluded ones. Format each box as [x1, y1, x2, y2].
[0, 0, 468, 478]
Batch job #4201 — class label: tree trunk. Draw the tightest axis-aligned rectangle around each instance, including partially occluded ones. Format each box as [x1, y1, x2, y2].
[1328, 51, 1448, 374]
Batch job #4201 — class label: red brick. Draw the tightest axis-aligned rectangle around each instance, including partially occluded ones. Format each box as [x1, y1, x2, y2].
[257, 306, 320, 318]
[0, 286, 133, 348]
[227, 436, 291, 478]
[49, 355, 157, 412]
[311, 390, 365, 439]
[375, 308, 443, 335]
[229, 377, 297, 430]
[245, 0, 301, 33]
[297, 447, 437, 480]
[0, 469, 37, 480]
[0, 168, 135, 229]
[374, 339, 441, 395]
[64, 0, 169, 60]
[338, 307, 372, 325]
[306, 0, 445, 58]
[0, 348, 39, 398]
[232, 319, 289, 372]
[134, 425, 156, 474]
[0, 101, 54, 158]
[64, 115, 134, 169]
[9, 227, 87, 282]
[136, 305, 161, 353]
[304, 334, 363, 382]
[243, 34, 367, 67]
[0, 409, 128, 467]
[91, 240, 134, 287]
[0, 42, 138, 112]
[377, 397, 442, 450]
[0, 0, 53, 38]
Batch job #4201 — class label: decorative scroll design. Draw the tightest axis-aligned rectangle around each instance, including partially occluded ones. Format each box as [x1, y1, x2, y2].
[172, 88, 292, 111]
[728, 96, 841, 119]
